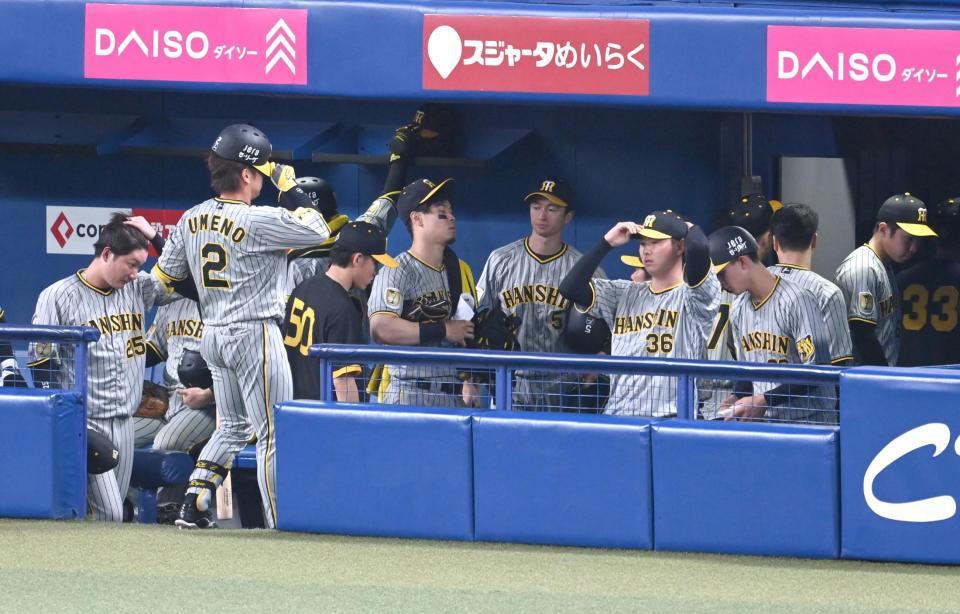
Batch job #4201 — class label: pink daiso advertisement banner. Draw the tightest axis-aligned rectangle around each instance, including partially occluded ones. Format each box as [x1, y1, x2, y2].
[767, 25, 960, 108]
[423, 15, 649, 96]
[84, 3, 307, 85]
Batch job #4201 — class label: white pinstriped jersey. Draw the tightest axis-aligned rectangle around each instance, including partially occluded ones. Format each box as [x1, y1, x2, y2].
[145, 298, 208, 419]
[30, 270, 174, 419]
[156, 197, 330, 326]
[705, 289, 738, 362]
[835, 244, 900, 365]
[477, 238, 605, 354]
[585, 273, 720, 417]
[286, 257, 328, 295]
[730, 276, 834, 421]
[770, 264, 853, 364]
[368, 251, 475, 382]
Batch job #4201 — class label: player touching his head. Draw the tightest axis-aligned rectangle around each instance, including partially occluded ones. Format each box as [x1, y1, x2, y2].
[835, 193, 936, 366]
[559, 210, 719, 417]
[709, 226, 836, 423]
[30, 212, 175, 521]
[476, 178, 605, 411]
[769, 203, 853, 366]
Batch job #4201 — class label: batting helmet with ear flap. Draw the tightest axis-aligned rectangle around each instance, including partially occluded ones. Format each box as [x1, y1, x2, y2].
[278, 177, 338, 219]
[178, 350, 213, 390]
[87, 429, 119, 474]
[210, 124, 272, 175]
[563, 307, 611, 355]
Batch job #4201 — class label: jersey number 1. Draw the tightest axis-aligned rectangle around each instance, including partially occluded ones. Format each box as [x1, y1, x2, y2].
[201, 243, 231, 289]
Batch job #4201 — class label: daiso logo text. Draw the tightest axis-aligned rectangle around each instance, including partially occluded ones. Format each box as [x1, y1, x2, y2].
[94, 28, 210, 59]
[777, 51, 896, 83]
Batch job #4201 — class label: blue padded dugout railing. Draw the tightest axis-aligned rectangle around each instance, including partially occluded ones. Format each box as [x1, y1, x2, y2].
[308, 344, 843, 419]
[0, 324, 99, 519]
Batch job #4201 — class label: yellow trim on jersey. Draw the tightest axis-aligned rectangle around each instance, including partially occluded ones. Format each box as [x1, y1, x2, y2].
[831, 355, 854, 365]
[752, 276, 781, 310]
[650, 282, 682, 295]
[688, 267, 711, 289]
[145, 340, 164, 358]
[214, 197, 248, 206]
[333, 365, 362, 378]
[523, 238, 568, 265]
[849, 316, 877, 325]
[379, 190, 401, 203]
[581, 281, 598, 314]
[460, 260, 478, 302]
[262, 323, 278, 527]
[153, 263, 186, 283]
[370, 310, 400, 319]
[863, 243, 880, 259]
[776, 263, 810, 271]
[27, 358, 50, 368]
[407, 251, 444, 273]
[75, 270, 113, 296]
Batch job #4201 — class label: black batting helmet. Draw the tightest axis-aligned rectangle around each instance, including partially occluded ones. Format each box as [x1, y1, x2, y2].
[210, 124, 272, 175]
[563, 307, 611, 355]
[178, 350, 213, 390]
[279, 177, 338, 218]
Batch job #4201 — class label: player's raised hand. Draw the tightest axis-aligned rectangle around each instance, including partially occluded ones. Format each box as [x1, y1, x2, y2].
[124, 216, 158, 240]
[445, 320, 475, 346]
[604, 222, 642, 247]
[389, 123, 421, 161]
[270, 163, 298, 193]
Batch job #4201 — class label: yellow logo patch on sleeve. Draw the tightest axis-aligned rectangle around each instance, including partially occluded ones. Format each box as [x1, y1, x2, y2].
[796, 335, 815, 363]
[385, 288, 401, 308]
[858, 292, 875, 313]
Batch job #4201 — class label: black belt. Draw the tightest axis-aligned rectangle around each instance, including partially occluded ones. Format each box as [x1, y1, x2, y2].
[414, 381, 456, 394]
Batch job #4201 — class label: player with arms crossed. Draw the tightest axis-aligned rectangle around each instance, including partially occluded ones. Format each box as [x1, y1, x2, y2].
[769, 203, 853, 366]
[835, 194, 935, 366]
[154, 124, 332, 529]
[30, 213, 173, 521]
[710, 226, 836, 423]
[476, 178, 604, 411]
[559, 211, 719, 417]
[898, 197, 960, 366]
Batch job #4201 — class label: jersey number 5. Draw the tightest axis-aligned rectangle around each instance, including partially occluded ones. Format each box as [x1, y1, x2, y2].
[284, 298, 316, 357]
[201, 243, 231, 289]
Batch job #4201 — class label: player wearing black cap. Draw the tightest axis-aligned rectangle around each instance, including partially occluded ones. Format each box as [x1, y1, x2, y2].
[560, 210, 719, 417]
[897, 197, 960, 366]
[709, 226, 836, 423]
[835, 193, 936, 366]
[284, 222, 398, 401]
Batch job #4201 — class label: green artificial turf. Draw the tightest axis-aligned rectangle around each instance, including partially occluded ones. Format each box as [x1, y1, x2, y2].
[0, 519, 957, 612]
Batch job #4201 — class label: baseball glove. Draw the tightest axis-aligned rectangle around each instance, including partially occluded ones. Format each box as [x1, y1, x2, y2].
[135, 380, 169, 419]
[402, 296, 451, 322]
[470, 305, 521, 351]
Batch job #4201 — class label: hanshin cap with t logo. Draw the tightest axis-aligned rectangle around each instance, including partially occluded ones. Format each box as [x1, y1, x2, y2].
[878, 193, 937, 237]
[525, 178, 574, 209]
[636, 210, 688, 240]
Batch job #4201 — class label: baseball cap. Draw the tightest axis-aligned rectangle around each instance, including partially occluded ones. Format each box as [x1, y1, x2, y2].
[933, 197, 960, 236]
[636, 210, 688, 240]
[396, 178, 454, 226]
[525, 178, 574, 208]
[878, 193, 937, 237]
[728, 194, 781, 238]
[620, 255, 645, 268]
[709, 226, 759, 273]
[334, 222, 398, 268]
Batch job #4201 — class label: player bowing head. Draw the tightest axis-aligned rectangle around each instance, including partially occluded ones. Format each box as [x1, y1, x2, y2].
[872, 193, 935, 264]
[92, 213, 153, 289]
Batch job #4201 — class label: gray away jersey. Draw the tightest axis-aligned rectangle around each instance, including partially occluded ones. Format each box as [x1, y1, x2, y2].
[30, 270, 174, 419]
[477, 238, 605, 354]
[156, 197, 330, 326]
[770, 264, 853, 364]
[145, 297, 207, 419]
[369, 251, 468, 382]
[586, 273, 720, 417]
[835, 244, 900, 365]
[730, 276, 834, 421]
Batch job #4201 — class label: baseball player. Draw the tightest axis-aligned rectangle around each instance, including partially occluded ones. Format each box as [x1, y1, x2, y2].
[133, 298, 215, 452]
[709, 226, 836, 423]
[476, 178, 605, 411]
[559, 211, 720, 417]
[0, 307, 27, 388]
[898, 197, 960, 366]
[368, 178, 478, 408]
[29, 213, 173, 521]
[154, 124, 334, 529]
[285, 222, 397, 401]
[835, 193, 936, 366]
[769, 203, 854, 366]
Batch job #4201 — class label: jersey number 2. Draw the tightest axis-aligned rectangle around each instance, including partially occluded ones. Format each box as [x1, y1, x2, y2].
[201, 243, 231, 289]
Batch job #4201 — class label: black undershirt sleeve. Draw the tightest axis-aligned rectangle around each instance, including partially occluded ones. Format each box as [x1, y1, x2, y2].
[683, 225, 711, 286]
[559, 238, 612, 307]
[849, 319, 888, 366]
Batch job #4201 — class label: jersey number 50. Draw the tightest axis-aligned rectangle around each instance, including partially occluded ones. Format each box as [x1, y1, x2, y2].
[284, 298, 316, 357]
